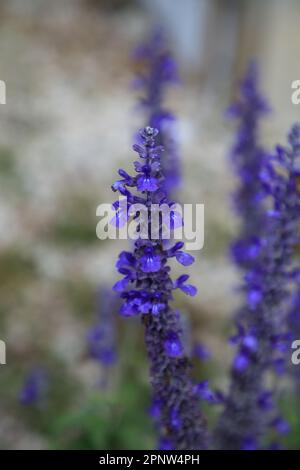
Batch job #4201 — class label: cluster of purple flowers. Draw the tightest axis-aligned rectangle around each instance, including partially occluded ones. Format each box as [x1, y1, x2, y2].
[112, 126, 208, 450]
[215, 66, 300, 449]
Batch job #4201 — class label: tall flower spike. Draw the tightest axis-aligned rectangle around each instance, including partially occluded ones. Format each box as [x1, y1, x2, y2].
[132, 29, 181, 196]
[216, 65, 300, 449]
[216, 124, 300, 449]
[113, 127, 208, 450]
[228, 61, 270, 271]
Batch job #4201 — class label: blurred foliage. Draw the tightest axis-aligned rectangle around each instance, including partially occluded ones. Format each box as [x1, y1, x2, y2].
[0, 147, 22, 190]
[279, 392, 300, 449]
[48, 192, 98, 246]
[0, 248, 37, 288]
[83, 0, 135, 11]
[52, 378, 154, 450]
[61, 279, 95, 318]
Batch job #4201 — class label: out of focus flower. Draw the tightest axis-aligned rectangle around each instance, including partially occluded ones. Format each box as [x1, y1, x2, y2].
[20, 368, 48, 406]
[193, 343, 211, 362]
[87, 288, 118, 367]
[215, 63, 300, 449]
[132, 29, 181, 196]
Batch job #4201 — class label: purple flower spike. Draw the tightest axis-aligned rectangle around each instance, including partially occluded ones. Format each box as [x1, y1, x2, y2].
[216, 63, 300, 450]
[113, 127, 207, 450]
[132, 29, 181, 196]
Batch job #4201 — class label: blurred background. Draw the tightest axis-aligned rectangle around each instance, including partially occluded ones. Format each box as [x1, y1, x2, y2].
[0, 0, 299, 449]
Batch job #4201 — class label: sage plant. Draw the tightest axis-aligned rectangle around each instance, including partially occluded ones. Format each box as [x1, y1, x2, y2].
[228, 62, 269, 271]
[133, 30, 180, 195]
[112, 126, 208, 450]
[215, 64, 300, 449]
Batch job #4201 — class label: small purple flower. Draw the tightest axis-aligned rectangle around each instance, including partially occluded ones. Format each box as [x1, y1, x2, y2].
[242, 438, 257, 450]
[140, 247, 162, 273]
[233, 353, 249, 372]
[174, 275, 197, 296]
[20, 368, 47, 406]
[270, 417, 290, 435]
[257, 391, 273, 411]
[137, 175, 158, 192]
[170, 409, 181, 429]
[193, 343, 211, 362]
[242, 334, 258, 352]
[194, 381, 218, 404]
[164, 332, 182, 358]
[247, 287, 263, 309]
[149, 398, 161, 420]
[159, 439, 173, 451]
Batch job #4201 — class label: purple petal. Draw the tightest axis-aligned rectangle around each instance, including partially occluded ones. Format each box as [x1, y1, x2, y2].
[113, 278, 129, 292]
[179, 284, 197, 296]
[175, 251, 195, 266]
[174, 274, 189, 288]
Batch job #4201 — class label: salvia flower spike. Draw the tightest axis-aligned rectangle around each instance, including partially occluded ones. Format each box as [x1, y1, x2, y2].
[112, 126, 208, 450]
[133, 30, 181, 196]
[216, 64, 300, 449]
[228, 61, 270, 271]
